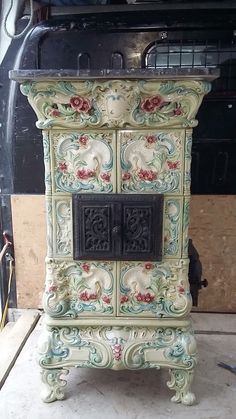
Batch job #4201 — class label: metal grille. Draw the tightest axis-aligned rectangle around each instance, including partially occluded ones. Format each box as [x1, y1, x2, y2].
[145, 39, 236, 92]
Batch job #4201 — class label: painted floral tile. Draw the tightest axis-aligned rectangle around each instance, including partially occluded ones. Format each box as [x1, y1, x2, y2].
[118, 259, 191, 318]
[51, 130, 116, 194]
[118, 130, 184, 194]
[44, 259, 116, 317]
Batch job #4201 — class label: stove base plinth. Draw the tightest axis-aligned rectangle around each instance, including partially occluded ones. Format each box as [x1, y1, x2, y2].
[38, 322, 197, 404]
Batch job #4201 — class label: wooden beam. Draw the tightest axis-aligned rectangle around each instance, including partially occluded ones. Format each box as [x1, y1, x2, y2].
[0, 310, 40, 389]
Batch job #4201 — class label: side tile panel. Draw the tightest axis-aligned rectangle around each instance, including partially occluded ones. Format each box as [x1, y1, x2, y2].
[163, 197, 182, 259]
[43, 259, 116, 318]
[183, 130, 193, 195]
[118, 259, 192, 318]
[182, 197, 190, 258]
[53, 196, 73, 258]
[118, 130, 184, 195]
[42, 131, 52, 195]
[50, 130, 116, 194]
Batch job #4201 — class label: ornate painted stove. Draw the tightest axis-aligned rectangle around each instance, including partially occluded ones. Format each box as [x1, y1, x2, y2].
[11, 68, 217, 405]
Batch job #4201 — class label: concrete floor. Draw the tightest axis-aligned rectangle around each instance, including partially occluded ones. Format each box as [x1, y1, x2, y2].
[0, 314, 236, 419]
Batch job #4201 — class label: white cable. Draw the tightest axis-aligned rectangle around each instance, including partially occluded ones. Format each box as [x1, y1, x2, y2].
[3, 0, 34, 40]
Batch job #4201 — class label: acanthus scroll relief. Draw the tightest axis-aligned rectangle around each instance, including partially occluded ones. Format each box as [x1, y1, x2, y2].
[20, 79, 210, 129]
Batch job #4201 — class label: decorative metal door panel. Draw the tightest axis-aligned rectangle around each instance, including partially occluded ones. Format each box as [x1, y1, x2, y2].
[117, 130, 184, 194]
[51, 130, 116, 194]
[73, 194, 163, 261]
[44, 259, 116, 317]
[118, 259, 192, 318]
[50, 195, 182, 260]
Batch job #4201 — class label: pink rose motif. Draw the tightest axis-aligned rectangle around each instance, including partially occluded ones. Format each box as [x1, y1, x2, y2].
[136, 292, 155, 303]
[120, 295, 129, 304]
[178, 286, 185, 294]
[112, 344, 122, 361]
[141, 98, 155, 112]
[102, 295, 111, 304]
[70, 96, 92, 113]
[48, 285, 57, 293]
[144, 262, 154, 270]
[50, 109, 61, 117]
[145, 135, 157, 145]
[138, 169, 158, 182]
[152, 96, 163, 107]
[122, 172, 131, 182]
[89, 293, 97, 300]
[140, 95, 163, 113]
[79, 291, 89, 301]
[58, 162, 68, 172]
[174, 105, 183, 116]
[81, 263, 90, 273]
[76, 168, 96, 180]
[167, 160, 180, 170]
[100, 172, 111, 182]
[79, 135, 89, 146]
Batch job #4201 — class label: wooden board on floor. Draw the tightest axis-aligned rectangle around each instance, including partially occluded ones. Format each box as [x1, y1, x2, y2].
[11, 195, 46, 309]
[0, 310, 40, 389]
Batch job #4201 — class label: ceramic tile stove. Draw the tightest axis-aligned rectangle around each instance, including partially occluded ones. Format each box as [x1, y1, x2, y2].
[11, 68, 218, 405]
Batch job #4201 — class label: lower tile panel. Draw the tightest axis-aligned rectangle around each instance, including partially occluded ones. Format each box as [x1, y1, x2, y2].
[44, 258, 191, 318]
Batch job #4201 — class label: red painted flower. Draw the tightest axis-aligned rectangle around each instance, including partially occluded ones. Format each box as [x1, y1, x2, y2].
[76, 168, 96, 180]
[50, 109, 61, 117]
[70, 96, 92, 113]
[100, 172, 111, 182]
[178, 286, 185, 294]
[141, 98, 155, 112]
[122, 172, 131, 181]
[120, 295, 129, 304]
[174, 105, 183, 116]
[145, 135, 157, 145]
[136, 292, 155, 303]
[79, 135, 89, 146]
[112, 344, 122, 361]
[144, 262, 154, 270]
[138, 169, 158, 181]
[79, 291, 90, 301]
[102, 295, 111, 304]
[81, 263, 90, 273]
[58, 162, 68, 172]
[89, 293, 97, 300]
[141, 95, 163, 113]
[48, 285, 57, 293]
[167, 160, 180, 170]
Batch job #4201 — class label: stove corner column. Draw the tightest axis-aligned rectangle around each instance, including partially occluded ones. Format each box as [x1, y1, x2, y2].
[12, 69, 218, 406]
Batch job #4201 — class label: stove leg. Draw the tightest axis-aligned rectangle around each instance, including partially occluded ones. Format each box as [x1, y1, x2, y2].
[167, 368, 196, 406]
[40, 368, 69, 403]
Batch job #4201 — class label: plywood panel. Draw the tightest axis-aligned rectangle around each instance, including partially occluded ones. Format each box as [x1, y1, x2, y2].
[189, 195, 236, 312]
[11, 195, 46, 309]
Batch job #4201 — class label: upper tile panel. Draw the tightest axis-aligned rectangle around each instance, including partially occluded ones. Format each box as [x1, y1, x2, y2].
[51, 130, 115, 194]
[20, 79, 211, 129]
[118, 130, 184, 194]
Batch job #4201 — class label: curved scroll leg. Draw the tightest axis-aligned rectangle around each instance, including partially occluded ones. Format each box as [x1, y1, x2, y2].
[167, 368, 196, 406]
[40, 368, 69, 403]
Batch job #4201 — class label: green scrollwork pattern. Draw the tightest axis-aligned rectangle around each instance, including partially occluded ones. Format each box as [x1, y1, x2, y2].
[52, 131, 114, 193]
[119, 259, 191, 317]
[44, 259, 115, 318]
[20, 79, 210, 129]
[119, 130, 183, 194]
[167, 368, 196, 406]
